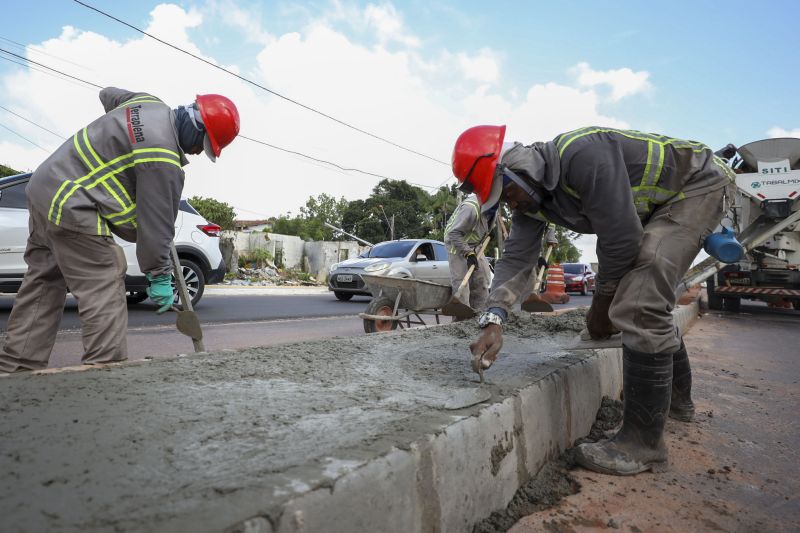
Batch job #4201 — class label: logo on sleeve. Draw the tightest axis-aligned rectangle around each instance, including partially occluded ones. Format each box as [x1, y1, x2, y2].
[126, 105, 145, 143]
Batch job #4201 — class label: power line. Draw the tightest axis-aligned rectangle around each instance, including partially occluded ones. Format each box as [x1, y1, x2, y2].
[239, 134, 438, 190]
[0, 54, 99, 92]
[0, 35, 90, 70]
[73, 0, 449, 168]
[0, 105, 66, 139]
[0, 55, 441, 191]
[0, 48, 102, 89]
[0, 121, 50, 152]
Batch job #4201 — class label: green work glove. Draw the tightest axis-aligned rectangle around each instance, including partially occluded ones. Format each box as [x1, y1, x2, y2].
[146, 273, 174, 314]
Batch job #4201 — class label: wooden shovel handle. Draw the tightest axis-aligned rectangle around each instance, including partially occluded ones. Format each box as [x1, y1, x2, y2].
[456, 235, 492, 292]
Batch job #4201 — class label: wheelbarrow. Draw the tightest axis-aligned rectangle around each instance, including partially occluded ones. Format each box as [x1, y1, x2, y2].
[359, 274, 476, 333]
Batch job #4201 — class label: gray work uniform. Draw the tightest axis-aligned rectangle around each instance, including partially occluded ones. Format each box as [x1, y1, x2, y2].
[444, 195, 493, 309]
[489, 128, 734, 354]
[0, 88, 187, 372]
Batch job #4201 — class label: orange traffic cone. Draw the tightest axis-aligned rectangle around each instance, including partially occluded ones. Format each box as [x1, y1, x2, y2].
[541, 264, 570, 304]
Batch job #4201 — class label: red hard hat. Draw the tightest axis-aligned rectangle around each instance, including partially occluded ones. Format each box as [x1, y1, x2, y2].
[451, 125, 506, 205]
[196, 94, 240, 158]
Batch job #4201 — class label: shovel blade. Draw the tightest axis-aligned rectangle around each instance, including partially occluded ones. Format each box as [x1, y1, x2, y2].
[440, 299, 476, 319]
[175, 310, 203, 341]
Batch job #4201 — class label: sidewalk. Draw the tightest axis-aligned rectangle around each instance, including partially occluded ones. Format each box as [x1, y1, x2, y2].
[205, 284, 329, 295]
[509, 308, 800, 532]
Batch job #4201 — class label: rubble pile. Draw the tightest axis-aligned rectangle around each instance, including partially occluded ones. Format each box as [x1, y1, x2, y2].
[222, 266, 320, 286]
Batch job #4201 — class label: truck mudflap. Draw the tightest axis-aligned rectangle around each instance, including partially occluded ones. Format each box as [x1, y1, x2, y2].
[714, 286, 800, 296]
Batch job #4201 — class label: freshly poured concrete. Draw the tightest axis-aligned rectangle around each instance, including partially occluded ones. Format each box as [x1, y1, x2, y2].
[1, 310, 622, 532]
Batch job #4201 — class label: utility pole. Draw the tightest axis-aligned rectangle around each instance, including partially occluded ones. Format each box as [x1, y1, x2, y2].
[378, 205, 394, 240]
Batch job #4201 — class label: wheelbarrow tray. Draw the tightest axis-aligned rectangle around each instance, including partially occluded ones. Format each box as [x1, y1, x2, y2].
[361, 274, 453, 311]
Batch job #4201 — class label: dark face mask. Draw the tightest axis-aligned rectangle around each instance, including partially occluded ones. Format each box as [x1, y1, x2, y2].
[174, 106, 206, 154]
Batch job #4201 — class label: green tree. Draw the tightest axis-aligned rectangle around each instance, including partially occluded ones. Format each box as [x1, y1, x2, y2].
[551, 226, 582, 263]
[188, 196, 236, 230]
[0, 164, 22, 178]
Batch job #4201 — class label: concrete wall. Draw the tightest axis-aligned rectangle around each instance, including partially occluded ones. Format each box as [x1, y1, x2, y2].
[226, 230, 365, 278]
[303, 241, 364, 281]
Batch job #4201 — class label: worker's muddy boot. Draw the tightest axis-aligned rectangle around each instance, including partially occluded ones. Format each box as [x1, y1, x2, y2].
[575, 346, 672, 475]
[670, 339, 695, 422]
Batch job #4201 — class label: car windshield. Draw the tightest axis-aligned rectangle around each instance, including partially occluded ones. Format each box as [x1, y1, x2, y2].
[563, 264, 583, 274]
[368, 241, 416, 259]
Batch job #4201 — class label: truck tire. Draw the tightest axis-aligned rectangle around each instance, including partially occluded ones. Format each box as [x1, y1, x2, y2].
[706, 275, 723, 311]
[334, 291, 354, 301]
[363, 296, 398, 333]
[722, 297, 741, 313]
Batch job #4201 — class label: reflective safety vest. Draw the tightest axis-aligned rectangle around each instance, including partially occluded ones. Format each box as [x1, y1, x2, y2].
[554, 127, 734, 219]
[26, 88, 188, 276]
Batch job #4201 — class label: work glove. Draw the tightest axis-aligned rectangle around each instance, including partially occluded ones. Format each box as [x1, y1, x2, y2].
[466, 253, 479, 271]
[586, 293, 620, 339]
[469, 324, 503, 371]
[146, 273, 175, 314]
[537, 256, 549, 270]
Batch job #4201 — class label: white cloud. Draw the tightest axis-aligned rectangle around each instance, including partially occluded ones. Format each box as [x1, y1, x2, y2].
[573, 62, 650, 101]
[767, 127, 800, 138]
[363, 3, 420, 48]
[456, 48, 500, 84]
[0, 0, 644, 269]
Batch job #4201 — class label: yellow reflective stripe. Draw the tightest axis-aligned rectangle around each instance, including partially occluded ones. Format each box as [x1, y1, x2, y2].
[102, 182, 126, 212]
[111, 176, 133, 206]
[713, 156, 736, 181]
[561, 182, 580, 199]
[558, 127, 711, 157]
[48, 148, 180, 224]
[73, 133, 94, 170]
[115, 97, 162, 109]
[83, 128, 103, 167]
[54, 157, 181, 225]
[48, 180, 72, 221]
[97, 213, 102, 235]
[112, 213, 138, 227]
[54, 182, 81, 225]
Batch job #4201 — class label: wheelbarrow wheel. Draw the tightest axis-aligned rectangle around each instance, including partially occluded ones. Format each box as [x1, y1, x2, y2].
[363, 296, 398, 333]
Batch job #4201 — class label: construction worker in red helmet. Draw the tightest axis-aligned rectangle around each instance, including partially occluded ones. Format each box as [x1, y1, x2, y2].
[453, 124, 735, 476]
[0, 88, 240, 373]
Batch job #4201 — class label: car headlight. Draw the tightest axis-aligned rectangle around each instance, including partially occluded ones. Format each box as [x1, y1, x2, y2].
[329, 263, 340, 273]
[364, 262, 390, 272]
[573, 276, 584, 281]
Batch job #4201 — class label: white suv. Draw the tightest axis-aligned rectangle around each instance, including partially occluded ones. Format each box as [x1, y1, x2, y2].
[0, 173, 225, 306]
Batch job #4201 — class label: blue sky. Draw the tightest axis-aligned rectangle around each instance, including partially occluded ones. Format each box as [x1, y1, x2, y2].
[2, 1, 799, 260]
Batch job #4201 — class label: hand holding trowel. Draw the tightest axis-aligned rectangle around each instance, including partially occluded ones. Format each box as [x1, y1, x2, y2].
[170, 244, 205, 353]
[441, 235, 492, 319]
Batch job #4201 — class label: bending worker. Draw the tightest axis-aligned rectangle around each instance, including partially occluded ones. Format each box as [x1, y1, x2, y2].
[444, 194, 496, 311]
[0, 87, 240, 373]
[452, 125, 733, 476]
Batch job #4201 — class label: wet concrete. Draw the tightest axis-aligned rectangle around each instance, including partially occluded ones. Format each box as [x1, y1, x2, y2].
[0, 311, 589, 532]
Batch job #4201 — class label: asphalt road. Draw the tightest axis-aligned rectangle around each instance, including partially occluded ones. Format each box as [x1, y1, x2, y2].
[0, 289, 593, 368]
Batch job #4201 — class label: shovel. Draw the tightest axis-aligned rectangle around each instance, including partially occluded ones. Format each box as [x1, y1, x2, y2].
[170, 244, 205, 353]
[522, 225, 559, 312]
[441, 235, 492, 319]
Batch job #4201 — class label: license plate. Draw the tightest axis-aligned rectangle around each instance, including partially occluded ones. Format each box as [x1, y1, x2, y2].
[728, 278, 751, 285]
[338, 274, 353, 282]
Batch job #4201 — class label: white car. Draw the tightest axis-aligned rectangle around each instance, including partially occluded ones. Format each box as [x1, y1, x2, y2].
[328, 238, 452, 300]
[0, 173, 225, 306]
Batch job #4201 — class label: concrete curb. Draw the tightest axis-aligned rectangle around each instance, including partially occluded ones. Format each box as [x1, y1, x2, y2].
[228, 301, 700, 533]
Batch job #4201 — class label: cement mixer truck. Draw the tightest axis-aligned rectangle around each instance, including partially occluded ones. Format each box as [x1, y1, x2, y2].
[703, 138, 800, 312]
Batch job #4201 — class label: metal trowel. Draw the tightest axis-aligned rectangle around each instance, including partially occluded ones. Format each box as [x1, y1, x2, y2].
[567, 329, 622, 350]
[170, 244, 205, 353]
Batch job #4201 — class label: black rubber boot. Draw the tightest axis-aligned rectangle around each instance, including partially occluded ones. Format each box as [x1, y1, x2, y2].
[670, 339, 696, 422]
[575, 345, 672, 475]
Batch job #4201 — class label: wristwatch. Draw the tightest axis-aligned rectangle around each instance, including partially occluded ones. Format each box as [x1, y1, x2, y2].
[478, 311, 503, 329]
